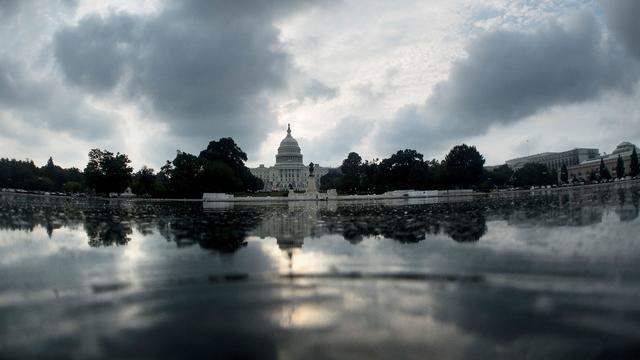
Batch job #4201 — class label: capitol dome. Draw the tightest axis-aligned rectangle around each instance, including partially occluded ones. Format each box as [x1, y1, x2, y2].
[612, 141, 637, 155]
[275, 124, 303, 165]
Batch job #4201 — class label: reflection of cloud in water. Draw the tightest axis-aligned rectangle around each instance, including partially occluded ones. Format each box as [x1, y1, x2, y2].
[2, 188, 640, 358]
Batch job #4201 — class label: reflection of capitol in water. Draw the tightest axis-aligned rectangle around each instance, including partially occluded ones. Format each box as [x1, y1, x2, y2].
[252, 202, 335, 252]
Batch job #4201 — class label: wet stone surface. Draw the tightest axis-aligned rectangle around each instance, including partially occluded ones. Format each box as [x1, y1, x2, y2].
[1, 185, 640, 359]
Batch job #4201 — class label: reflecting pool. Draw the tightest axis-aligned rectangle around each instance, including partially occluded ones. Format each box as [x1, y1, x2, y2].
[1, 185, 640, 359]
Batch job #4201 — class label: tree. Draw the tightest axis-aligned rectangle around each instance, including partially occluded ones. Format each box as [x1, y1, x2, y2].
[153, 161, 173, 197]
[30, 176, 55, 191]
[426, 159, 446, 189]
[84, 149, 133, 194]
[198, 138, 263, 192]
[512, 163, 555, 187]
[488, 164, 514, 188]
[341, 152, 363, 193]
[200, 160, 242, 193]
[44, 157, 56, 179]
[550, 168, 559, 185]
[169, 151, 203, 198]
[0, 156, 85, 192]
[443, 144, 485, 188]
[320, 169, 343, 191]
[131, 166, 157, 196]
[40, 157, 64, 189]
[560, 163, 568, 183]
[599, 158, 611, 180]
[630, 148, 639, 177]
[342, 152, 363, 174]
[379, 149, 429, 191]
[360, 159, 381, 193]
[84, 150, 103, 191]
[616, 155, 625, 178]
[63, 181, 83, 193]
[199, 137, 248, 169]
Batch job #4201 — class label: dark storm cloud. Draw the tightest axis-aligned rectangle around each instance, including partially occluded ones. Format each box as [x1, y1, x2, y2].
[601, 0, 640, 60]
[0, 0, 115, 144]
[0, 60, 24, 105]
[0, 59, 114, 139]
[54, 14, 137, 92]
[53, 0, 329, 152]
[0, 0, 20, 19]
[381, 12, 640, 155]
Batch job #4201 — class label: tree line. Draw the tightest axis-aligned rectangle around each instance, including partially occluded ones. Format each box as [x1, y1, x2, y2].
[85, 137, 264, 198]
[320, 145, 640, 194]
[320, 145, 487, 193]
[2, 140, 638, 197]
[0, 157, 84, 193]
[1, 138, 263, 198]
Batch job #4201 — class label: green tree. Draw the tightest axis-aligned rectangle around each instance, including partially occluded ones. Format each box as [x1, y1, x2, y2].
[443, 144, 485, 188]
[342, 152, 362, 173]
[200, 160, 241, 193]
[43, 157, 59, 185]
[426, 159, 446, 189]
[488, 164, 514, 188]
[513, 163, 554, 187]
[199, 138, 263, 192]
[62, 168, 84, 189]
[550, 168, 559, 185]
[30, 176, 55, 191]
[84, 149, 133, 194]
[0, 158, 37, 189]
[341, 152, 363, 193]
[40, 157, 85, 191]
[84, 149, 107, 192]
[0, 156, 86, 192]
[153, 161, 173, 197]
[320, 169, 343, 191]
[131, 166, 157, 196]
[630, 148, 639, 177]
[599, 158, 611, 180]
[169, 151, 203, 198]
[62, 181, 83, 193]
[616, 155, 625, 178]
[560, 164, 568, 183]
[379, 149, 429, 191]
[199, 137, 248, 169]
[360, 159, 381, 193]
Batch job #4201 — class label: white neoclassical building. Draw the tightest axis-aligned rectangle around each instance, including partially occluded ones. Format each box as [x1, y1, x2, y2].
[567, 141, 639, 180]
[250, 125, 332, 191]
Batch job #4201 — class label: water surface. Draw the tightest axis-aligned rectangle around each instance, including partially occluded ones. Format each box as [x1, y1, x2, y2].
[1, 185, 640, 359]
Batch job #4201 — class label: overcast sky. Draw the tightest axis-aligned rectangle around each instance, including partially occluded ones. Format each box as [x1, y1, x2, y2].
[1, 0, 639, 169]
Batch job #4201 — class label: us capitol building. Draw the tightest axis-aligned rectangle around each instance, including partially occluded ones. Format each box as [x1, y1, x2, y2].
[250, 124, 332, 191]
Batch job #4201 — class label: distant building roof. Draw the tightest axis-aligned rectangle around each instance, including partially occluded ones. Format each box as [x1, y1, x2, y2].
[612, 141, 637, 155]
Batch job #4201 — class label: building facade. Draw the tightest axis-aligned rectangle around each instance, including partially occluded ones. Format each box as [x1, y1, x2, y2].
[567, 142, 638, 180]
[505, 147, 599, 171]
[250, 125, 332, 191]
